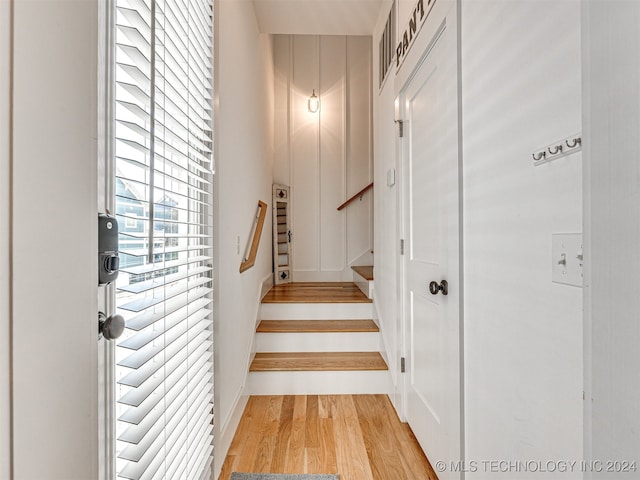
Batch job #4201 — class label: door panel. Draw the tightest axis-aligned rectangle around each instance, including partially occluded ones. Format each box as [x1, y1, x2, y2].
[400, 9, 461, 479]
[273, 184, 292, 284]
[410, 291, 443, 422]
[409, 66, 441, 266]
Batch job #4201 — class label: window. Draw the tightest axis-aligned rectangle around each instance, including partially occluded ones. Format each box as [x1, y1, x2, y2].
[112, 0, 214, 479]
[379, 1, 396, 88]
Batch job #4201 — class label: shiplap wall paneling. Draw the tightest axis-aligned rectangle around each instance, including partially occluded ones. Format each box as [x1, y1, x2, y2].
[320, 35, 347, 273]
[346, 36, 373, 265]
[291, 35, 320, 274]
[274, 35, 291, 186]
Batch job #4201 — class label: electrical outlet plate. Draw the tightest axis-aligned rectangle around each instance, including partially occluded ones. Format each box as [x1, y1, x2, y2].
[552, 233, 583, 287]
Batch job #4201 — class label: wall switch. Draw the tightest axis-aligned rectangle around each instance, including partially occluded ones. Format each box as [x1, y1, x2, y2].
[552, 233, 583, 287]
[387, 168, 396, 187]
[236, 235, 240, 255]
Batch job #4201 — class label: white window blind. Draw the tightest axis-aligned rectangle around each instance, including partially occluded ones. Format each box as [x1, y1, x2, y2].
[113, 0, 214, 479]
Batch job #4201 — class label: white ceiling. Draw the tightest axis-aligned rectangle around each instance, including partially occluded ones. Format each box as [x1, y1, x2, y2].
[252, 0, 384, 35]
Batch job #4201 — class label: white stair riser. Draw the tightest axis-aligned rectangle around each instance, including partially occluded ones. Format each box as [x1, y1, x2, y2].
[260, 302, 372, 320]
[353, 275, 374, 299]
[247, 370, 393, 395]
[255, 332, 381, 353]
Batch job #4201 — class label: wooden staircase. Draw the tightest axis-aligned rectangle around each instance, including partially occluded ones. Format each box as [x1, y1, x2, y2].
[247, 282, 391, 395]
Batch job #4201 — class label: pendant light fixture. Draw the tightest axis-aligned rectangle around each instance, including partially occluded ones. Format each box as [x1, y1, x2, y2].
[308, 89, 320, 113]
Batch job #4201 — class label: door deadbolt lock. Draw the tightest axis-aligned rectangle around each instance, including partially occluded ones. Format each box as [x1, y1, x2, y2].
[98, 213, 119, 286]
[99, 312, 125, 341]
[429, 280, 448, 296]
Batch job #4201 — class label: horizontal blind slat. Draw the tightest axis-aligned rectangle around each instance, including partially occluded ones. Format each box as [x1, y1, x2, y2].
[121, 288, 212, 331]
[116, 329, 211, 388]
[118, 255, 211, 276]
[187, 429, 214, 477]
[116, 339, 212, 406]
[117, 43, 151, 71]
[118, 373, 212, 444]
[117, 265, 211, 294]
[117, 359, 211, 422]
[117, 63, 151, 90]
[117, 316, 211, 369]
[119, 306, 211, 351]
[191, 444, 214, 480]
[118, 380, 211, 460]
[119, 243, 211, 259]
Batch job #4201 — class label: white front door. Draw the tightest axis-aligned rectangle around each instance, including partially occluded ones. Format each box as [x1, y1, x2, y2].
[399, 10, 461, 479]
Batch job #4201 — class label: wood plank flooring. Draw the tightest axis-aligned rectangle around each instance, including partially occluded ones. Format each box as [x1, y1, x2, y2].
[262, 282, 372, 304]
[218, 395, 438, 480]
[250, 352, 388, 372]
[257, 320, 379, 333]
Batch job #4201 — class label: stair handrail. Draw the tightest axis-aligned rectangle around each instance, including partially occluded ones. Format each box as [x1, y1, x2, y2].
[240, 200, 268, 273]
[337, 182, 373, 211]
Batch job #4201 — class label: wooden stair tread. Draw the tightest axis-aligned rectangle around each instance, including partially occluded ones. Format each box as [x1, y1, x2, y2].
[351, 265, 374, 281]
[257, 319, 379, 333]
[262, 282, 372, 304]
[250, 352, 388, 372]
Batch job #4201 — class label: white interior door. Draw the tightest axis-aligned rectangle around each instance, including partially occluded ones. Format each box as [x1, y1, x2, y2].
[399, 16, 461, 479]
[273, 184, 292, 284]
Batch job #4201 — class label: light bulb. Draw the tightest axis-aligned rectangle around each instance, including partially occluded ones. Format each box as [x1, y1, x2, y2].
[308, 89, 319, 113]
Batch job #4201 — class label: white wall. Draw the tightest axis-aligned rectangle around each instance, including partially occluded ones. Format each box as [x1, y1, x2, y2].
[0, 1, 11, 479]
[461, 1, 583, 476]
[213, 0, 274, 475]
[583, 2, 640, 474]
[273, 34, 373, 282]
[373, 0, 584, 474]
[9, 1, 99, 479]
[371, 0, 401, 400]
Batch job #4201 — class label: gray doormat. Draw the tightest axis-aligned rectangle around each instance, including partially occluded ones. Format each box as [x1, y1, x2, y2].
[230, 474, 339, 480]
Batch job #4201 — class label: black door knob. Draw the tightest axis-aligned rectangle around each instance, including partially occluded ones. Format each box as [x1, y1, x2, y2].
[429, 280, 448, 296]
[99, 312, 125, 341]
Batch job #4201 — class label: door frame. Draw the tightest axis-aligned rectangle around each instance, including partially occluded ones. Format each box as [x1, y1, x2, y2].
[394, 0, 465, 470]
[97, 0, 117, 478]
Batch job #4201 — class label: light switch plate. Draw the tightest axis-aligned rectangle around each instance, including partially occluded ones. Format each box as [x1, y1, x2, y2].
[387, 168, 396, 187]
[552, 233, 583, 287]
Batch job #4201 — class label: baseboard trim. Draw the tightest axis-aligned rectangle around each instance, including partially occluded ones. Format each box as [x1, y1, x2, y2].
[213, 390, 249, 479]
[372, 289, 401, 413]
[214, 273, 272, 477]
[260, 272, 274, 301]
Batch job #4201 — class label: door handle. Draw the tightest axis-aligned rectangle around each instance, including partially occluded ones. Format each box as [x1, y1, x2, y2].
[429, 280, 448, 296]
[99, 312, 125, 341]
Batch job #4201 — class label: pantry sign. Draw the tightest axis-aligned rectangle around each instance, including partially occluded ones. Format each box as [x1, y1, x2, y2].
[396, 0, 436, 69]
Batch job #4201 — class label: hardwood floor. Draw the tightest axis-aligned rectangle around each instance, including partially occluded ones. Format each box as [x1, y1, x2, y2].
[218, 395, 438, 480]
[262, 282, 372, 304]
